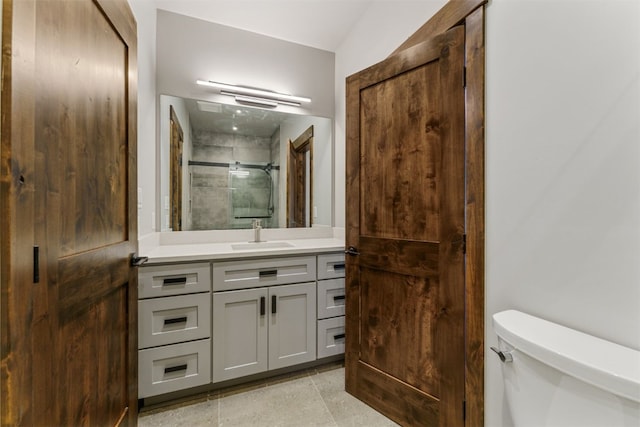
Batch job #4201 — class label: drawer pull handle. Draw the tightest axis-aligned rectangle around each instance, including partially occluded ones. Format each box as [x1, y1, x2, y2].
[333, 295, 346, 302]
[271, 295, 277, 314]
[333, 263, 345, 270]
[164, 364, 188, 374]
[163, 277, 187, 286]
[164, 316, 188, 326]
[333, 333, 346, 340]
[259, 270, 278, 278]
[260, 296, 266, 316]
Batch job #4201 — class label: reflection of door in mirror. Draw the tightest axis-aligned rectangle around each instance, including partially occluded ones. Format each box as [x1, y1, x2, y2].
[170, 106, 183, 231]
[287, 126, 313, 228]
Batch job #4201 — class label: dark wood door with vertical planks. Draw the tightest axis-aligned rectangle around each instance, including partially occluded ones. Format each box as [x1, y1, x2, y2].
[345, 25, 466, 427]
[1, 0, 138, 425]
[170, 106, 184, 231]
[287, 126, 314, 228]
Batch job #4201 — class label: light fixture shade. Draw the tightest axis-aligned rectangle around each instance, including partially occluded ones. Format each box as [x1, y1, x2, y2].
[224, 93, 279, 108]
[196, 80, 311, 106]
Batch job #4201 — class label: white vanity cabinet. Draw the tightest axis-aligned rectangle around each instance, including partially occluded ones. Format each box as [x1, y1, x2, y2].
[212, 256, 317, 383]
[137, 248, 345, 401]
[137, 262, 212, 398]
[316, 253, 346, 359]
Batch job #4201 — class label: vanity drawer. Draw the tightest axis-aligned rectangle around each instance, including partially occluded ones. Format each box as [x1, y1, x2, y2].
[138, 338, 211, 398]
[317, 316, 345, 359]
[139, 263, 211, 298]
[213, 256, 316, 292]
[138, 293, 211, 349]
[317, 253, 346, 280]
[317, 278, 345, 319]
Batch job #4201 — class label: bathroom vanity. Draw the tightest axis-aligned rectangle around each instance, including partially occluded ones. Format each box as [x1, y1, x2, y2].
[136, 235, 345, 402]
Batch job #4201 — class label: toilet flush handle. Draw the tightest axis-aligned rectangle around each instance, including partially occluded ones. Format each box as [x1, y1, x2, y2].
[490, 346, 513, 363]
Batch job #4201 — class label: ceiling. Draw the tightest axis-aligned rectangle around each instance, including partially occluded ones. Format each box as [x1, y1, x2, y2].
[153, 0, 376, 52]
[186, 98, 295, 138]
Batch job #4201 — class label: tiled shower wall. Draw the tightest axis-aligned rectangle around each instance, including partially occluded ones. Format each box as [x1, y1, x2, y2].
[190, 130, 280, 230]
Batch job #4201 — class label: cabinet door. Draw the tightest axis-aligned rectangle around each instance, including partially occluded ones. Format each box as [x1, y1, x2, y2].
[212, 288, 268, 382]
[268, 282, 317, 370]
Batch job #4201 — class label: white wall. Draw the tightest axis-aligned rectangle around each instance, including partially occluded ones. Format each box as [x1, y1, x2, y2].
[334, 1, 448, 227]
[485, 1, 640, 425]
[128, 0, 157, 238]
[156, 10, 335, 119]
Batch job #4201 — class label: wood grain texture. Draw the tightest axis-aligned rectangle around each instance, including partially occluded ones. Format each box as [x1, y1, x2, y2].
[464, 7, 486, 427]
[346, 25, 466, 427]
[359, 236, 439, 279]
[360, 62, 440, 241]
[1, 0, 37, 424]
[391, 0, 487, 55]
[170, 106, 183, 231]
[388, 3, 487, 425]
[287, 126, 313, 228]
[344, 72, 362, 398]
[360, 267, 439, 393]
[435, 25, 466, 427]
[352, 361, 439, 426]
[1, 0, 139, 425]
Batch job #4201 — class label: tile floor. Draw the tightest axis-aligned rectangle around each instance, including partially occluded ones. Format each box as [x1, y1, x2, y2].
[138, 364, 398, 427]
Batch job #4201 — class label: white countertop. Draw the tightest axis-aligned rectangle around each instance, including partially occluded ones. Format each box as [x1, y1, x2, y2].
[141, 237, 345, 264]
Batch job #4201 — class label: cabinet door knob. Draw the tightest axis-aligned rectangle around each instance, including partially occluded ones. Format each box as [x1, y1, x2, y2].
[260, 296, 266, 316]
[271, 295, 277, 314]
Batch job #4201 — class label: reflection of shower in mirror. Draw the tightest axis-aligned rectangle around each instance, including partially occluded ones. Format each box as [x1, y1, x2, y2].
[159, 94, 333, 232]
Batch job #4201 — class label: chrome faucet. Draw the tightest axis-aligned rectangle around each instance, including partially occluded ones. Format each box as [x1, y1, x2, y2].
[252, 219, 262, 243]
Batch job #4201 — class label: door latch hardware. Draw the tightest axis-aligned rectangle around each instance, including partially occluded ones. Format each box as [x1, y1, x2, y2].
[344, 246, 360, 256]
[131, 254, 149, 267]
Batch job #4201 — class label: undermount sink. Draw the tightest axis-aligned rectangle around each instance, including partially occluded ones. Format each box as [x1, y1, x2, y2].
[231, 241, 294, 251]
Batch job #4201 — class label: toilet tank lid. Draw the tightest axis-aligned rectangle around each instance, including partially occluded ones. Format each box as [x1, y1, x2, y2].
[492, 310, 640, 403]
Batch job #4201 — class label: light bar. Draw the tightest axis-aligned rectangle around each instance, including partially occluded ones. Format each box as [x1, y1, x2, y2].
[223, 93, 279, 108]
[196, 80, 311, 105]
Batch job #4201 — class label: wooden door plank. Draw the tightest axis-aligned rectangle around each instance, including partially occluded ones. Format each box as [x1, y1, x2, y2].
[0, 0, 38, 423]
[347, 25, 467, 427]
[464, 7, 486, 427]
[359, 236, 439, 278]
[1, 0, 139, 425]
[435, 25, 467, 427]
[353, 361, 439, 426]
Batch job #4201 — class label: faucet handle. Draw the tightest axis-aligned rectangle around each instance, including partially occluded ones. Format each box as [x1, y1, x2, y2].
[253, 219, 262, 228]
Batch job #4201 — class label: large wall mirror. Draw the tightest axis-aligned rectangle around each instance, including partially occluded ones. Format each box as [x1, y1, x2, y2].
[159, 95, 333, 231]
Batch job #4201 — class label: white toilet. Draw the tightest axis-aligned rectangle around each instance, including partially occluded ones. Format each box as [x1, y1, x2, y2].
[492, 310, 640, 427]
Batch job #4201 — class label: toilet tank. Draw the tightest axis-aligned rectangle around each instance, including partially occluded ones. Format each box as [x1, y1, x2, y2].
[492, 310, 640, 427]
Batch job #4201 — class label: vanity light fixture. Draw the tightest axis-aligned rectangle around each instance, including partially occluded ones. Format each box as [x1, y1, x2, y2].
[231, 94, 278, 108]
[196, 79, 311, 108]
